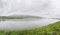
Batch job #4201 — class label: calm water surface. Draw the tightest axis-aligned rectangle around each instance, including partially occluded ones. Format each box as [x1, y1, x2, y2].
[0, 18, 59, 30]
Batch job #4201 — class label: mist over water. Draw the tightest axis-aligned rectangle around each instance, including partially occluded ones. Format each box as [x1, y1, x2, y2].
[0, 0, 60, 30]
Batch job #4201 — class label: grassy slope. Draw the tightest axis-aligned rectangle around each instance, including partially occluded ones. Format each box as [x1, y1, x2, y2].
[0, 21, 60, 35]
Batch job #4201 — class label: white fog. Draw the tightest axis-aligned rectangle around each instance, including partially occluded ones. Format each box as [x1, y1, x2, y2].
[0, 0, 60, 30]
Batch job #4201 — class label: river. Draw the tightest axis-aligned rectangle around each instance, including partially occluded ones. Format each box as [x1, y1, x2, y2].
[0, 18, 59, 30]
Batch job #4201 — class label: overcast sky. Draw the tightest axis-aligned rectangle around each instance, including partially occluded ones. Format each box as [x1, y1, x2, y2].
[0, 0, 60, 18]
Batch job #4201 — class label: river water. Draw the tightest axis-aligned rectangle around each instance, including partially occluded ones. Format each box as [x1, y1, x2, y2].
[0, 19, 59, 30]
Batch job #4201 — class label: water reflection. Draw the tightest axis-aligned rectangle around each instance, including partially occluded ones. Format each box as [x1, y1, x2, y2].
[0, 18, 59, 30]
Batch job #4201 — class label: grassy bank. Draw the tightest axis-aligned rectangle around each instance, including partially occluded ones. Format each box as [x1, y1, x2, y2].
[0, 21, 60, 35]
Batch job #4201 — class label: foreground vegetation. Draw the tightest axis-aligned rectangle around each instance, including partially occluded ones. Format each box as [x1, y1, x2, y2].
[0, 21, 60, 35]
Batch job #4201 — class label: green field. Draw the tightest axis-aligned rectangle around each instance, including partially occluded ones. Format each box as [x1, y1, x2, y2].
[0, 21, 60, 35]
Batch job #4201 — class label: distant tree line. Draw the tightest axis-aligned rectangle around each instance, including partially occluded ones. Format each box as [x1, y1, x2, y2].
[0, 16, 42, 19]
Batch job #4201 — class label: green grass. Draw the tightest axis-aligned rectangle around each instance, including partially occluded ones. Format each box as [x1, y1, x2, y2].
[0, 21, 60, 35]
